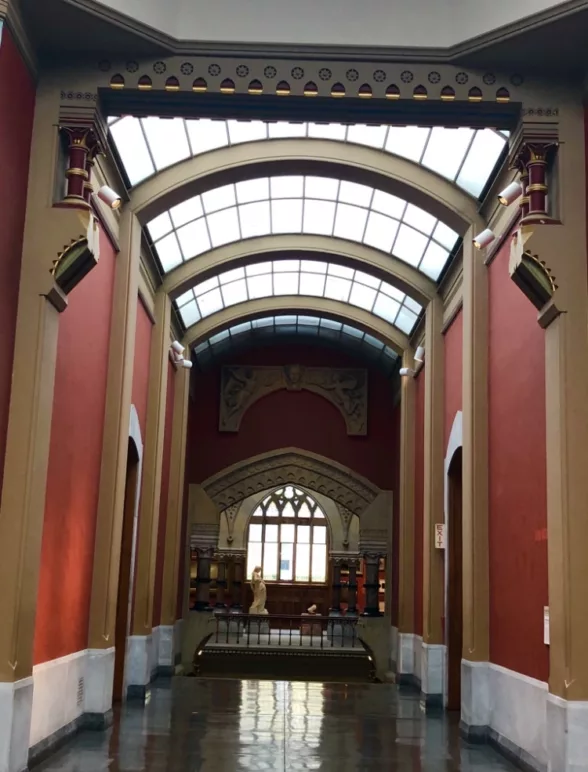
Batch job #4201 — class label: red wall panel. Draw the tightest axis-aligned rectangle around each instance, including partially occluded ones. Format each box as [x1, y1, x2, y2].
[152, 361, 175, 626]
[0, 30, 35, 496]
[131, 298, 153, 436]
[488, 234, 549, 682]
[390, 401, 401, 627]
[188, 346, 397, 490]
[413, 368, 425, 637]
[443, 310, 463, 450]
[34, 229, 116, 663]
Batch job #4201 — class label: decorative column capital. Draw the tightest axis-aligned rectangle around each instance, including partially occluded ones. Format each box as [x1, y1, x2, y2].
[59, 125, 105, 209]
[509, 119, 559, 225]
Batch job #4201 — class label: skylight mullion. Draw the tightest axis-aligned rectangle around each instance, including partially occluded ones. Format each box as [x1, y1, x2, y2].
[182, 118, 195, 157]
[360, 188, 376, 243]
[418, 127, 433, 165]
[138, 117, 158, 175]
[234, 184, 244, 242]
[382, 125, 391, 151]
[454, 130, 477, 182]
[301, 177, 307, 235]
[390, 201, 409, 256]
[331, 180, 342, 238]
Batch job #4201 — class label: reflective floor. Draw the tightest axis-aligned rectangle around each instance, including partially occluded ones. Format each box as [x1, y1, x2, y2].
[36, 678, 519, 771]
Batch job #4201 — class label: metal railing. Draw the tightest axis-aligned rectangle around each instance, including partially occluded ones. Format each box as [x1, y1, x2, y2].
[209, 612, 359, 649]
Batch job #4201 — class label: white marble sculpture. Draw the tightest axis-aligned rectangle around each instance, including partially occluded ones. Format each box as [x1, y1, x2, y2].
[249, 566, 268, 615]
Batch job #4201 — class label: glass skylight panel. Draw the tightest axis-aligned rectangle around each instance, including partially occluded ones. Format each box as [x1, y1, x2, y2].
[175, 258, 423, 335]
[148, 174, 457, 280]
[109, 117, 507, 201]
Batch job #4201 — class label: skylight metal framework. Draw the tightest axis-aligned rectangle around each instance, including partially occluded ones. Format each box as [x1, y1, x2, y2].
[146, 175, 460, 281]
[109, 116, 508, 198]
[176, 258, 422, 334]
[192, 314, 399, 374]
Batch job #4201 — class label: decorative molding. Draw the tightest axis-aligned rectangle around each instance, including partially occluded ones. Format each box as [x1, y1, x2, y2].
[359, 527, 388, 554]
[337, 504, 354, 548]
[219, 365, 368, 435]
[222, 503, 239, 544]
[202, 447, 379, 515]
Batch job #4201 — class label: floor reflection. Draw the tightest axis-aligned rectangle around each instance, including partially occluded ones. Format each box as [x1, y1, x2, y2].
[35, 677, 519, 771]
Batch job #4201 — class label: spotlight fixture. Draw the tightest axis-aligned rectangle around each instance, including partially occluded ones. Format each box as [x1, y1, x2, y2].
[181, 359, 193, 370]
[473, 228, 496, 250]
[97, 185, 122, 210]
[498, 181, 523, 206]
[399, 367, 416, 377]
[171, 340, 185, 355]
[415, 346, 425, 363]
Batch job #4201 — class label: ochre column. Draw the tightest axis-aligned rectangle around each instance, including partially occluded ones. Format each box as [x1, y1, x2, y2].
[461, 230, 489, 663]
[422, 295, 444, 646]
[88, 208, 141, 650]
[160, 366, 190, 630]
[131, 291, 172, 636]
[398, 350, 416, 640]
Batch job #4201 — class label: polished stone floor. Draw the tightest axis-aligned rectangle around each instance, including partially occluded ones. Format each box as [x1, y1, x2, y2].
[35, 678, 519, 771]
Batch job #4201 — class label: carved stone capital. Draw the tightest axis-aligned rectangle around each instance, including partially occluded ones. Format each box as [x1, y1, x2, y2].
[219, 365, 368, 435]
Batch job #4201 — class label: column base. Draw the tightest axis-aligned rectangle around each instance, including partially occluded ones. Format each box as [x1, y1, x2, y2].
[125, 635, 155, 700]
[547, 693, 588, 771]
[396, 633, 422, 689]
[0, 677, 33, 772]
[420, 643, 446, 711]
[461, 659, 490, 730]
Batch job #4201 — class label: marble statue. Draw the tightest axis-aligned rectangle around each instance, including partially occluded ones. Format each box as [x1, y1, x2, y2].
[249, 566, 268, 615]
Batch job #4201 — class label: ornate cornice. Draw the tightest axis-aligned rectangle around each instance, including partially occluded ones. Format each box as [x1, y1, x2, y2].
[202, 447, 379, 515]
[220, 365, 368, 436]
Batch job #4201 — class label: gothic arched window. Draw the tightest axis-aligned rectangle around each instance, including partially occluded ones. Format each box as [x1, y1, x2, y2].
[246, 486, 328, 583]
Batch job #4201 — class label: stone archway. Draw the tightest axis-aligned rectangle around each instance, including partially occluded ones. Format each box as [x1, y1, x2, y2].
[201, 447, 380, 516]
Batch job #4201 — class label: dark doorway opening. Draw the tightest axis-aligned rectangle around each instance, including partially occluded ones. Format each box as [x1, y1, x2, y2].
[446, 447, 463, 712]
[113, 438, 139, 702]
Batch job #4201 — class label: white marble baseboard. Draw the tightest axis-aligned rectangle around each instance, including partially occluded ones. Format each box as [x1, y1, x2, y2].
[153, 626, 174, 669]
[546, 693, 588, 771]
[85, 648, 115, 715]
[421, 643, 446, 700]
[125, 634, 154, 689]
[397, 633, 422, 682]
[462, 660, 548, 769]
[0, 677, 33, 772]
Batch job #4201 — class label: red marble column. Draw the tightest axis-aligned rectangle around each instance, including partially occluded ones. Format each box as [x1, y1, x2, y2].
[60, 127, 102, 207]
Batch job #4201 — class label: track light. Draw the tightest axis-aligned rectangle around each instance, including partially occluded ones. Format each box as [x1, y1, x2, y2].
[171, 340, 185, 355]
[498, 181, 523, 207]
[415, 346, 425, 363]
[473, 229, 495, 250]
[181, 359, 193, 369]
[97, 185, 122, 210]
[399, 367, 416, 377]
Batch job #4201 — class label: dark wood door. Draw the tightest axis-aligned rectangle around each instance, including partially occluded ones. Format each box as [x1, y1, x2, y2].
[446, 448, 463, 711]
[113, 439, 139, 702]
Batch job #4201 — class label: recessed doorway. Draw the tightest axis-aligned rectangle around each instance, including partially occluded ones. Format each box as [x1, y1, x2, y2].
[446, 447, 463, 711]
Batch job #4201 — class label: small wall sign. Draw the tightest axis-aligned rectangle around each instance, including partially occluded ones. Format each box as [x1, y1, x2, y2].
[434, 523, 446, 549]
[544, 606, 550, 645]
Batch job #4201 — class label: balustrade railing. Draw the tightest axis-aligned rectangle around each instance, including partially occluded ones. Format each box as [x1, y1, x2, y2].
[209, 612, 359, 649]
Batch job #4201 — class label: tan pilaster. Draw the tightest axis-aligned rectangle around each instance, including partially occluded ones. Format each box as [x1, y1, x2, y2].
[461, 231, 489, 662]
[422, 295, 444, 646]
[88, 208, 141, 649]
[160, 366, 190, 628]
[131, 291, 172, 635]
[398, 349, 416, 636]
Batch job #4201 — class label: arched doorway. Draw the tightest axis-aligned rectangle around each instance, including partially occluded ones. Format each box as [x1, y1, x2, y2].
[113, 437, 140, 702]
[446, 447, 463, 711]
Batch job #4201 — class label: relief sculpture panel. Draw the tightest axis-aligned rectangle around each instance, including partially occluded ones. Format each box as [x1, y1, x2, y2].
[219, 364, 368, 435]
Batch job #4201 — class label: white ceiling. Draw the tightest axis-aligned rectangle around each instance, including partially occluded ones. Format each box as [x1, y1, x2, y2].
[96, 0, 569, 47]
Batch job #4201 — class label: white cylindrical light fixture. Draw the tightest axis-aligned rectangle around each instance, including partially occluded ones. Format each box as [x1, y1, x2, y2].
[181, 359, 193, 369]
[171, 340, 185, 355]
[96, 185, 122, 210]
[473, 228, 495, 250]
[415, 346, 425, 363]
[498, 181, 523, 207]
[399, 367, 416, 377]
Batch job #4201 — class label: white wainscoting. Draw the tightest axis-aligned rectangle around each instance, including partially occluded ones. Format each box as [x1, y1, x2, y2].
[421, 643, 446, 698]
[0, 676, 33, 772]
[125, 634, 154, 688]
[397, 633, 422, 682]
[462, 660, 548, 769]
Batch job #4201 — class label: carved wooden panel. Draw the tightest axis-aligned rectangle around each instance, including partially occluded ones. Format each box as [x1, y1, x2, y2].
[219, 364, 368, 435]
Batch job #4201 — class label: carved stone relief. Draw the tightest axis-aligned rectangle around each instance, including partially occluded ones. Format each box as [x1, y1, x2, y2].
[203, 449, 379, 516]
[337, 504, 354, 548]
[222, 503, 239, 544]
[219, 365, 368, 435]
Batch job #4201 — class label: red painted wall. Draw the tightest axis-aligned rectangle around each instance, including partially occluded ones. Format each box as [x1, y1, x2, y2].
[187, 346, 397, 490]
[131, 298, 153, 435]
[444, 310, 463, 449]
[0, 30, 35, 497]
[153, 361, 175, 626]
[413, 368, 425, 637]
[390, 401, 401, 627]
[34, 229, 116, 663]
[488, 233, 549, 682]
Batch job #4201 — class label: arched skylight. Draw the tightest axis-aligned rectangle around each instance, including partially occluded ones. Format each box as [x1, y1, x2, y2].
[192, 315, 398, 374]
[109, 116, 507, 198]
[176, 258, 422, 334]
[147, 176, 460, 280]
